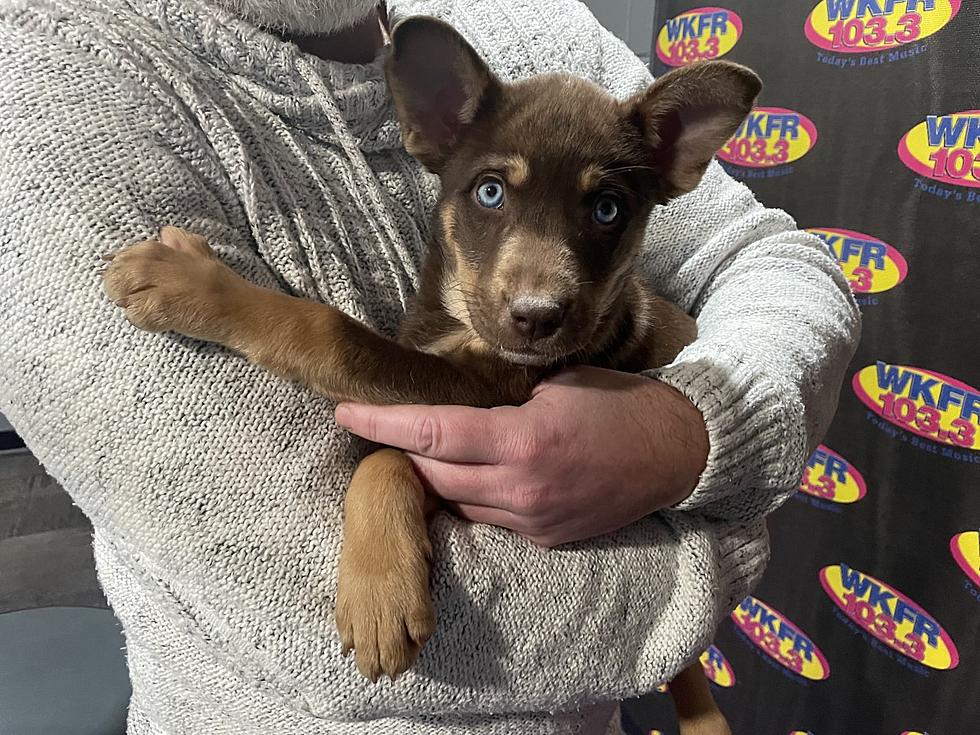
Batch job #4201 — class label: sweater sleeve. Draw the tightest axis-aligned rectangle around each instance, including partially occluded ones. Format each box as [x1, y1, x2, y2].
[590, 21, 862, 520]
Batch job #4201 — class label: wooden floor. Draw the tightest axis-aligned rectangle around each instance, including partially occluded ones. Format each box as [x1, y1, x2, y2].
[0, 450, 106, 613]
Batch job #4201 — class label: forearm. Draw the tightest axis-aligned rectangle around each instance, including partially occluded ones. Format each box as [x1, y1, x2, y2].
[649, 187, 860, 519]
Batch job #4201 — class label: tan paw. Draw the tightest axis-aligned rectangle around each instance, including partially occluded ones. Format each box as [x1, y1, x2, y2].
[102, 227, 242, 341]
[335, 537, 435, 682]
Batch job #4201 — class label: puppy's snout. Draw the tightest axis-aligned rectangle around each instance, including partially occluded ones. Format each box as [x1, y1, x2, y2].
[509, 295, 567, 341]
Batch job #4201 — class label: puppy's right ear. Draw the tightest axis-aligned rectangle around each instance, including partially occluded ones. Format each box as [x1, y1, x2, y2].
[386, 17, 498, 173]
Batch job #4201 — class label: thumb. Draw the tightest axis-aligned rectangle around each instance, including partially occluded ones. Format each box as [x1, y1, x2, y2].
[335, 402, 520, 463]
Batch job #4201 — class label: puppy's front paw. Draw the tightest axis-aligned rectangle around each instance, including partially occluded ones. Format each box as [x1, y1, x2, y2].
[335, 532, 435, 682]
[102, 227, 242, 341]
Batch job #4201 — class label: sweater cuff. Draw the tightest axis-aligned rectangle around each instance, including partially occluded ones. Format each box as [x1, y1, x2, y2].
[646, 351, 807, 516]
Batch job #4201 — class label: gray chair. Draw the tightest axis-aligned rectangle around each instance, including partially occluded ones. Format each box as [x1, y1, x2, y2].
[0, 606, 130, 735]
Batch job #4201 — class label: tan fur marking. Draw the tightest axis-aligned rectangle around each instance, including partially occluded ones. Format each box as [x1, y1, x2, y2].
[438, 201, 478, 329]
[482, 154, 531, 187]
[422, 329, 489, 357]
[577, 163, 605, 193]
[503, 155, 530, 187]
[440, 201, 457, 255]
[489, 231, 576, 299]
[440, 277, 474, 329]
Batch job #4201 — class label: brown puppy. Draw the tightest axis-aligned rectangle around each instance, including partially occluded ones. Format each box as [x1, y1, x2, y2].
[103, 17, 760, 734]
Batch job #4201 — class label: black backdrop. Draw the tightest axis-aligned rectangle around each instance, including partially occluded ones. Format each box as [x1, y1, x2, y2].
[623, 2, 980, 734]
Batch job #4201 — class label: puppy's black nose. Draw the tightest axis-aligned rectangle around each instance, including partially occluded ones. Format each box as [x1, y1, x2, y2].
[509, 296, 566, 341]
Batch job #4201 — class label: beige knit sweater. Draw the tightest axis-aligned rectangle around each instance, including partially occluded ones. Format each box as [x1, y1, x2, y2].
[0, 0, 860, 732]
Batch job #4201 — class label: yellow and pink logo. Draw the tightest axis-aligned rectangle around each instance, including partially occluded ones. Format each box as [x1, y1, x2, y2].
[717, 108, 817, 168]
[800, 445, 867, 504]
[700, 644, 736, 687]
[731, 596, 830, 680]
[656, 7, 742, 67]
[805, 0, 961, 53]
[899, 111, 980, 189]
[807, 227, 908, 295]
[853, 362, 980, 451]
[950, 531, 980, 586]
[820, 563, 959, 670]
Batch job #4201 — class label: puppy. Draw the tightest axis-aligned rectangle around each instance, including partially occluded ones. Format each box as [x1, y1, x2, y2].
[103, 17, 760, 735]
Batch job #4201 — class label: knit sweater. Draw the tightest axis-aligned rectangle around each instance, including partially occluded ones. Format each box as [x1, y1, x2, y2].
[0, 0, 860, 733]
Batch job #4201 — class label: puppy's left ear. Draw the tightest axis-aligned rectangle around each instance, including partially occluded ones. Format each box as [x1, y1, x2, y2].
[386, 17, 499, 173]
[631, 60, 761, 199]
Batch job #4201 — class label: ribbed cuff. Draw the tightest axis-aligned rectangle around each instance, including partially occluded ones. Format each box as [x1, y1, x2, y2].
[646, 350, 807, 518]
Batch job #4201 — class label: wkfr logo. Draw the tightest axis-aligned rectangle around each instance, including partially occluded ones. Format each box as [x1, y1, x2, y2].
[821, 563, 959, 670]
[731, 596, 830, 681]
[717, 108, 817, 169]
[807, 228, 908, 296]
[655, 7, 743, 67]
[800, 445, 867, 504]
[900, 112, 980, 191]
[853, 362, 980, 451]
[805, 0, 961, 53]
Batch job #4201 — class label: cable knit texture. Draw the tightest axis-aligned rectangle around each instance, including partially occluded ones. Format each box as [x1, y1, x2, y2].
[0, 0, 860, 733]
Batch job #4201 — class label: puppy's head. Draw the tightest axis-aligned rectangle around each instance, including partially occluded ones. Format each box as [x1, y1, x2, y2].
[386, 18, 760, 365]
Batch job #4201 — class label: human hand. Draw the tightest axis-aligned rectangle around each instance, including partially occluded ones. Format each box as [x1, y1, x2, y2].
[334, 366, 709, 547]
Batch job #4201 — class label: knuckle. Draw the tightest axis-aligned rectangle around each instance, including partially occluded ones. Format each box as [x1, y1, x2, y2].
[514, 482, 549, 516]
[510, 425, 559, 466]
[512, 434, 542, 464]
[412, 415, 441, 455]
[363, 412, 381, 442]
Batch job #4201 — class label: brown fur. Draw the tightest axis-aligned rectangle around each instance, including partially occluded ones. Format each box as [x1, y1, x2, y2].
[103, 17, 759, 734]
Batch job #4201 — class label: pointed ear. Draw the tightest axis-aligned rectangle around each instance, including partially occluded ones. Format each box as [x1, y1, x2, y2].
[385, 17, 498, 173]
[632, 60, 761, 199]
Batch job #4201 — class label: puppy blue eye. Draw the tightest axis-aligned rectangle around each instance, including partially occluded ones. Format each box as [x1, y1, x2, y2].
[475, 178, 505, 209]
[593, 195, 621, 225]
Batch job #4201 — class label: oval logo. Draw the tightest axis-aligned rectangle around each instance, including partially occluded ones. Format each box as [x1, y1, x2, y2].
[950, 531, 980, 586]
[805, 0, 961, 53]
[807, 227, 908, 294]
[731, 596, 830, 680]
[800, 444, 867, 504]
[700, 644, 736, 687]
[655, 7, 743, 67]
[899, 110, 980, 189]
[717, 107, 818, 168]
[820, 563, 959, 670]
[852, 362, 980, 451]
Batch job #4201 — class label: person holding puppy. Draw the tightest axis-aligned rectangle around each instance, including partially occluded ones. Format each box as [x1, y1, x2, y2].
[0, 1, 860, 734]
